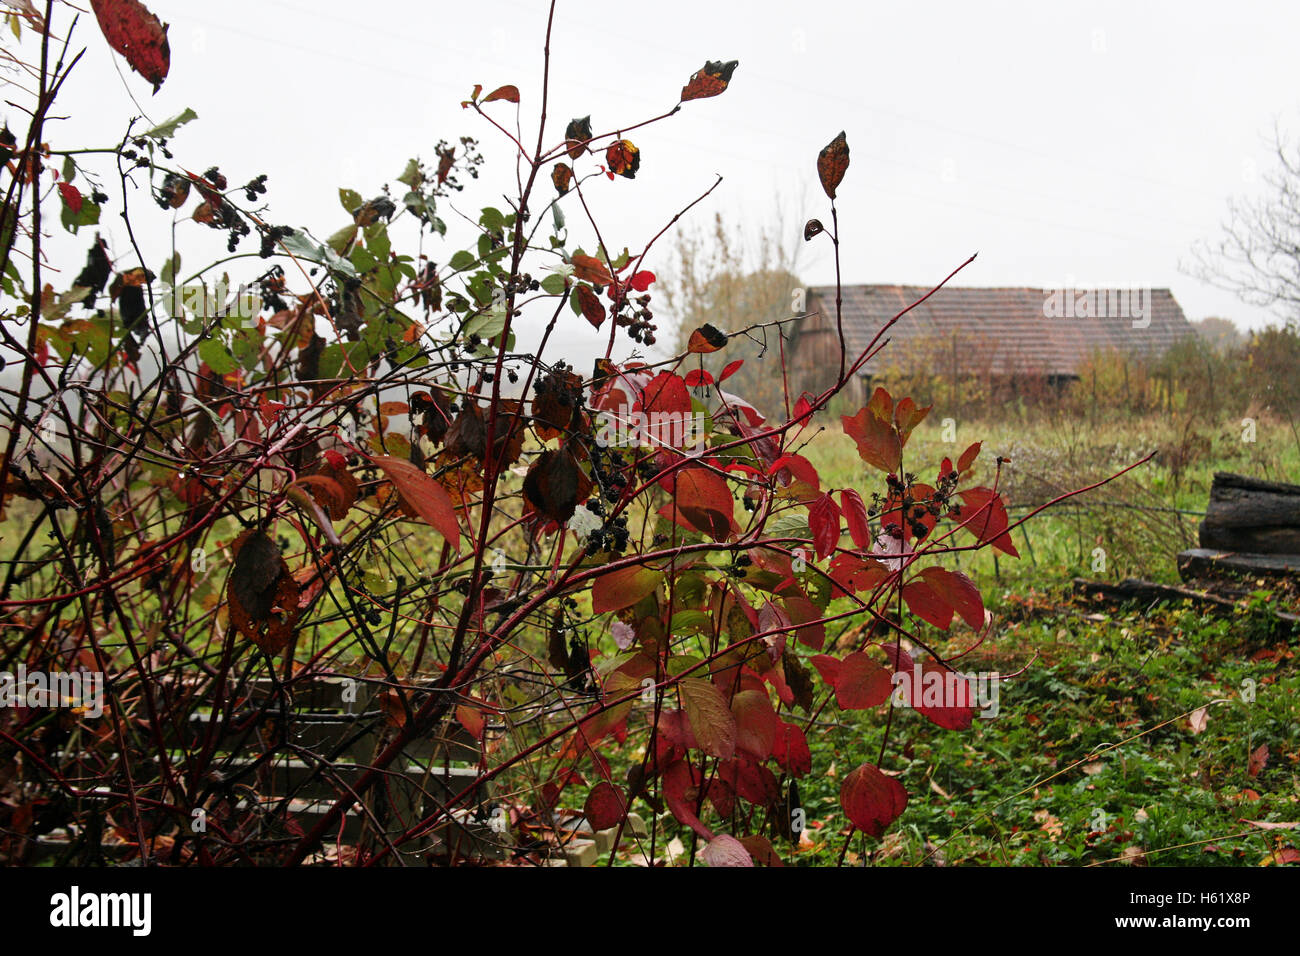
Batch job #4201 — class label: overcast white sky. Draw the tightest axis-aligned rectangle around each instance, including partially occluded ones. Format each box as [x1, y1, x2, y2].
[9, 0, 1300, 366]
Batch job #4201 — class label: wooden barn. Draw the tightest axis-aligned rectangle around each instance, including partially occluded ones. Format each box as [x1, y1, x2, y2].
[789, 285, 1196, 407]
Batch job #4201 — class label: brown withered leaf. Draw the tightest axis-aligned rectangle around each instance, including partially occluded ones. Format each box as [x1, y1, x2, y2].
[523, 445, 592, 524]
[532, 367, 585, 442]
[552, 162, 574, 195]
[411, 387, 454, 446]
[817, 131, 850, 200]
[681, 59, 738, 101]
[564, 116, 593, 160]
[804, 218, 824, 241]
[782, 648, 815, 712]
[571, 253, 612, 286]
[445, 401, 486, 460]
[227, 530, 301, 655]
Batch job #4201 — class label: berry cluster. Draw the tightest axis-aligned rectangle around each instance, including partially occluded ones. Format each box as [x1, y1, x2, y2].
[612, 292, 656, 346]
[244, 174, 269, 203]
[258, 224, 294, 259]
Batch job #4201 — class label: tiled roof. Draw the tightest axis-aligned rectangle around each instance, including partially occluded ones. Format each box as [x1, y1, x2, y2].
[804, 285, 1194, 377]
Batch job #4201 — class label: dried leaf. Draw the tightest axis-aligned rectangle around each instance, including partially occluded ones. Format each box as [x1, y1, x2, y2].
[817, 131, 849, 200]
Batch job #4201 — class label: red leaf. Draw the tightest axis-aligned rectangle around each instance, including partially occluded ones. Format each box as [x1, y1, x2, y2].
[892, 396, 931, 446]
[683, 368, 714, 388]
[719, 359, 744, 382]
[731, 688, 779, 759]
[670, 466, 737, 541]
[58, 182, 83, 214]
[957, 487, 1019, 556]
[371, 455, 460, 549]
[637, 370, 692, 417]
[958, 441, 982, 473]
[840, 763, 907, 837]
[573, 284, 606, 329]
[842, 406, 901, 473]
[772, 721, 812, 777]
[591, 563, 662, 614]
[919, 566, 985, 630]
[663, 760, 711, 839]
[901, 579, 954, 630]
[482, 84, 520, 103]
[1248, 743, 1269, 779]
[627, 270, 656, 292]
[817, 131, 850, 200]
[583, 781, 628, 831]
[828, 553, 889, 595]
[90, 0, 170, 92]
[812, 651, 892, 710]
[839, 489, 871, 549]
[808, 492, 841, 560]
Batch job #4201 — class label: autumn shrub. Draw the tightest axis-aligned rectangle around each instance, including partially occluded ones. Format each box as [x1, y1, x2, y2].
[0, 1, 1129, 867]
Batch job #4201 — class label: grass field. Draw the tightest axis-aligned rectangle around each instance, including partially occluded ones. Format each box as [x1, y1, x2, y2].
[759, 408, 1300, 866]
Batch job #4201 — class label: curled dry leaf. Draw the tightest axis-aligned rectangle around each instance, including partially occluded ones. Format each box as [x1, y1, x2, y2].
[551, 162, 573, 195]
[606, 139, 640, 179]
[804, 218, 824, 240]
[817, 131, 850, 200]
[226, 530, 301, 655]
[680, 59, 739, 101]
[564, 116, 593, 159]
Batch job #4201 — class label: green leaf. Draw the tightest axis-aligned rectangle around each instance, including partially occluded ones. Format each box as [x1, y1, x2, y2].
[198, 336, 237, 374]
[479, 207, 505, 232]
[540, 273, 567, 296]
[61, 155, 75, 182]
[397, 159, 421, 189]
[364, 223, 391, 261]
[339, 188, 362, 215]
[143, 108, 198, 141]
[279, 230, 358, 277]
[448, 250, 476, 272]
[327, 223, 358, 255]
[60, 198, 101, 234]
[463, 309, 506, 342]
[160, 251, 181, 287]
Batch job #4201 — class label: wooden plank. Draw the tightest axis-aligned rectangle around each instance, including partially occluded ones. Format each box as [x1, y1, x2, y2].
[1178, 548, 1300, 582]
[1199, 471, 1300, 553]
